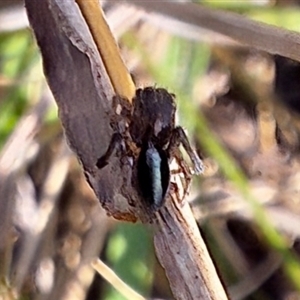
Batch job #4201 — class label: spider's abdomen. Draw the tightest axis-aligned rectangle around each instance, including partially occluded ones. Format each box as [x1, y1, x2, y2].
[137, 142, 170, 210]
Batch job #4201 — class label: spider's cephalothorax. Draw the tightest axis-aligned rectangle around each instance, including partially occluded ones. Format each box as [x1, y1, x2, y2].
[130, 87, 176, 147]
[97, 87, 203, 212]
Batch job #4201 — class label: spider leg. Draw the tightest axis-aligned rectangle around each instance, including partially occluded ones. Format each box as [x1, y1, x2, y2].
[112, 95, 132, 120]
[168, 126, 204, 175]
[96, 133, 123, 169]
[97, 94, 134, 169]
[171, 148, 192, 201]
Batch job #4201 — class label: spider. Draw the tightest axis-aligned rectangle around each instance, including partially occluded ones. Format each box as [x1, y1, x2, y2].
[97, 87, 203, 212]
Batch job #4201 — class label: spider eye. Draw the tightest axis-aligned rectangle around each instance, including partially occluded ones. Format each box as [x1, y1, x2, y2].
[137, 143, 170, 211]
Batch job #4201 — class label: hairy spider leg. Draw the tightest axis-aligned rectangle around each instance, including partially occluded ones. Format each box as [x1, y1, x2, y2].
[168, 126, 204, 175]
[112, 95, 132, 120]
[109, 95, 132, 133]
[96, 133, 123, 169]
[97, 95, 135, 169]
[170, 147, 192, 201]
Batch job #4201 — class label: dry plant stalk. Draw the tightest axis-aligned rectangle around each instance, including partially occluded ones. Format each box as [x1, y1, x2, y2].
[127, 0, 300, 62]
[25, 0, 228, 299]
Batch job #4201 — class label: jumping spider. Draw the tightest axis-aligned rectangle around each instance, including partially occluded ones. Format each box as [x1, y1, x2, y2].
[97, 87, 203, 212]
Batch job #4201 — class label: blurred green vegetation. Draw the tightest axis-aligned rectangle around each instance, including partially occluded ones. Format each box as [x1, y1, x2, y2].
[2, 1, 300, 299]
[104, 223, 154, 300]
[0, 30, 42, 147]
[201, 0, 300, 32]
